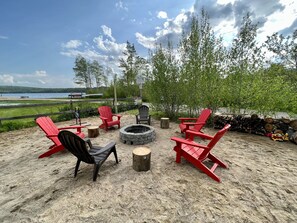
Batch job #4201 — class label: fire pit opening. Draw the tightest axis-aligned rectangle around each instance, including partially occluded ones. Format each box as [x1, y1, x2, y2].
[126, 125, 150, 133]
[120, 124, 156, 145]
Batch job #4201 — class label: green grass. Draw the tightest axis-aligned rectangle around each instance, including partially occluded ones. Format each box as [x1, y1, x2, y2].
[0, 100, 137, 132]
[0, 100, 107, 118]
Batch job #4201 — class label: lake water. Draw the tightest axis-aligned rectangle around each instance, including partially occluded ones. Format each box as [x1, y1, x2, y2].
[0, 92, 70, 99]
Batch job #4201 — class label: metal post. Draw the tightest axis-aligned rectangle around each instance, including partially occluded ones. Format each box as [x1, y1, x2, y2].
[114, 74, 118, 113]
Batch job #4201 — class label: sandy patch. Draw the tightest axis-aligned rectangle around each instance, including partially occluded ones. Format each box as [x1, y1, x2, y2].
[0, 114, 296, 222]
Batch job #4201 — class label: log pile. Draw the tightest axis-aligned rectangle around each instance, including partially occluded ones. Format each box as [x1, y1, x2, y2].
[213, 114, 297, 144]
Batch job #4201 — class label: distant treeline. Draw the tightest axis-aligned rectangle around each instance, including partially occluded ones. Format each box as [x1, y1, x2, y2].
[0, 86, 87, 93]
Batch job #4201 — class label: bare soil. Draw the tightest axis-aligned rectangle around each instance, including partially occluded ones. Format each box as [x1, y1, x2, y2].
[0, 114, 296, 222]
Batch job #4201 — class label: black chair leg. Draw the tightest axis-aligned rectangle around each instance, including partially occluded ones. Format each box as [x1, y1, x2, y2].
[93, 163, 101, 181]
[74, 159, 81, 177]
[113, 147, 119, 163]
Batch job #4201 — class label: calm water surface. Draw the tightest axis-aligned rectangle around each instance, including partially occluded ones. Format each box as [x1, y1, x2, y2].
[0, 92, 70, 99]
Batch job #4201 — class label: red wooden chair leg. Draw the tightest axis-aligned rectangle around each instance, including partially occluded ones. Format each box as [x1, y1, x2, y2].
[39, 144, 64, 158]
[208, 154, 228, 168]
[193, 161, 221, 182]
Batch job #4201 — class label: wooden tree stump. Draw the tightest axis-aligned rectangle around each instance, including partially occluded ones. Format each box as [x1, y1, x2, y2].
[132, 147, 151, 172]
[264, 123, 274, 133]
[290, 131, 297, 144]
[160, 118, 169, 129]
[87, 126, 99, 138]
[264, 117, 274, 124]
[289, 120, 297, 131]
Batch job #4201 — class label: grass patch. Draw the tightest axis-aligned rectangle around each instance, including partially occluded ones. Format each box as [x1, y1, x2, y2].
[0, 100, 138, 132]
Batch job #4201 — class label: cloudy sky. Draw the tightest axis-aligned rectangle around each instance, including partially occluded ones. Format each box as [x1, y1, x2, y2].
[0, 0, 296, 88]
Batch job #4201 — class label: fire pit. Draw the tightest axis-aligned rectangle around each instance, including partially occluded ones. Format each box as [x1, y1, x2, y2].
[120, 124, 156, 145]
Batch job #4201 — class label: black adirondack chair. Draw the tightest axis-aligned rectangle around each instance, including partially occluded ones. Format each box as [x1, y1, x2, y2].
[136, 105, 151, 125]
[58, 130, 119, 181]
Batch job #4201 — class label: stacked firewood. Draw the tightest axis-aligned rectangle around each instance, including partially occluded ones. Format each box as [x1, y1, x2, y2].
[213, 114, 297, 144]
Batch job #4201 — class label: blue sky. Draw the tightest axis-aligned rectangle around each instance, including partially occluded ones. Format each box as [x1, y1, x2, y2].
[0, 0, 296, 88]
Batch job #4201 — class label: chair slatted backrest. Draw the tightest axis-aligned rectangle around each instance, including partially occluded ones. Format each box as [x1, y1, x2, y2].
[193, 109, 212, 131]
[139, 105, 149, 118]
[58, 130, 94, 164]
[98, 106, 113, 122]
[36, 116, 60, 145]
[200, 124, 231, 160]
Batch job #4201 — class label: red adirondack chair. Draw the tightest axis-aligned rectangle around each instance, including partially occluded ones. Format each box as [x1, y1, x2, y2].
[36, 116, 85, 158]
[98, 106, 122, 131]
[179, 109, 212, 134]
[171, 124, 231, 182]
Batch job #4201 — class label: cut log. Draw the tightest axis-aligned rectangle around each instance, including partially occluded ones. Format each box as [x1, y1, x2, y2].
[264, 123, 274, 133]
[132, 147, 151, 172]
[160, 118, 169, 129]
[289, 120, 297, 131]
[87, 126, 99, 138]
[290, 131, 297, 144]
[264, 117, 274, 124]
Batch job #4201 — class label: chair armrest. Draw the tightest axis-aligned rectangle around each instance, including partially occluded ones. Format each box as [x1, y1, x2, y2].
[99, 116, 108, 121]
[179, 117, 198, 122]
[186, 130, 214, 140]
[113, 114, 122, 120]
[90, 141, 116, 156]
[58, 125, 85, 130]
[171, 137, 208, 149]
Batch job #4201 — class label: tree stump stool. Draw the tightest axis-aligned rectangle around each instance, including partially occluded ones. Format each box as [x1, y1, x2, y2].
[160, 117, 169, 129]
[290, 131, 297, 144]
[132, 147, 151, 172]
[87, 125, 99, 138]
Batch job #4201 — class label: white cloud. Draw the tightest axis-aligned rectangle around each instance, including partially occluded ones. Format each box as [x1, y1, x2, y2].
[0, 35, 8, 40]
[136, 10, 191, 50]
[136, 0, 296, 52]
[93, 36, 106, 51]
[0, 70, 51, 87]
[93, 36, 126, 54]
[217, 0, 235, 4]
[38, 80, 46, 84]
[35, 70, 47, 77]
[257, 0, 297, 42]
[157, 11, 168, 19]
[61, 48, 107, 61]
[61, 29, 127, 78]
[62, 40, 82, 49]
[213, 19, 237, 47]
[115, 1, 128, 11]
[0, 74, 14, 84]
[135, 32, 156, 49]
[101, 25, 115, 42]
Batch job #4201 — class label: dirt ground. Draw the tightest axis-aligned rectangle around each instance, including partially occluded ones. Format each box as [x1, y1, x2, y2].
[0, 113, 296, 223]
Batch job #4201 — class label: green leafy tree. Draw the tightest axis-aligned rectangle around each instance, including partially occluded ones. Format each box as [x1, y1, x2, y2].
[73, 55, 89, 88]
[225, 12, 264, 112]
[119, 41, 145, 96]
[73, 55, 107, 91]
[89, 60, 106, 87]
[247, 68, 297, 115]
[265, 30, 297, 70]
[179, 11, 227, 114]
[264, 31, 297, 91]
[146, 42, 183, 118]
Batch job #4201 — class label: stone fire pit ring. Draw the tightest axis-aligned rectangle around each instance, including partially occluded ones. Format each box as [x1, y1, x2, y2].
[120, 124, 156, 145]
